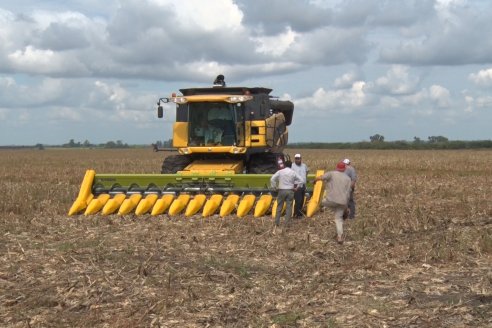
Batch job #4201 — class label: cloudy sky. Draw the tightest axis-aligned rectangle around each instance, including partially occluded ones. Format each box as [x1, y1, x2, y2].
[1, 0, 491, 145]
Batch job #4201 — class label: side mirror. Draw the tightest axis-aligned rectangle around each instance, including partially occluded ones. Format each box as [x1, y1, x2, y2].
[157, 106, 163, 118]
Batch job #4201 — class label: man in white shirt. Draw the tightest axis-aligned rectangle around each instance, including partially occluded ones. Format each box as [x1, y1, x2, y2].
[270, 160, 303, 228]
[291, 153, 309, 218]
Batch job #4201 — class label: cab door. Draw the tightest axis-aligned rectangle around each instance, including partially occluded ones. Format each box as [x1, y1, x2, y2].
[234, 104, 245, 147]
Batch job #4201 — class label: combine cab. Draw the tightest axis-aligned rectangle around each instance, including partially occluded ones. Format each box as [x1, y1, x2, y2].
[69, 76, 325, 217]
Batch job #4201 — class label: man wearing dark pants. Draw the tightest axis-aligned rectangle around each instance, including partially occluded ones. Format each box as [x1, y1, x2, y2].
[270, 160, 303, 229]
[292, 153, 309, 218]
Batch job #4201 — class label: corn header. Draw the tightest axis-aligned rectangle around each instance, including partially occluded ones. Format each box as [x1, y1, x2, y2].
[69, 76, 325, 217]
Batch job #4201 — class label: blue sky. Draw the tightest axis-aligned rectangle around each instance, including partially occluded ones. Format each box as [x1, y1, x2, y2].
[0, 0, 491, 145]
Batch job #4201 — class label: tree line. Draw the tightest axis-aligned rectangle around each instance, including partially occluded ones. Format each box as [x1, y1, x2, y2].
[289, 134, 492, 150]
[7, 136, 491, 150]
[61, 139, 130, 149]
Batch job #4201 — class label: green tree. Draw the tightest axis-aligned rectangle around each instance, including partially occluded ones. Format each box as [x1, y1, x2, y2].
[428, 136, 449, 143]
[370, 134, 385, 142]
[105, 141, 116, 148]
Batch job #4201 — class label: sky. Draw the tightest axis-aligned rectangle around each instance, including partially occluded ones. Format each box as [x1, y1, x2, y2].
[0, 0, 491, 145]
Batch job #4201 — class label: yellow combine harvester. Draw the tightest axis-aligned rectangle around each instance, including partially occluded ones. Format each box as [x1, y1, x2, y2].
[69, 76, 325, 218]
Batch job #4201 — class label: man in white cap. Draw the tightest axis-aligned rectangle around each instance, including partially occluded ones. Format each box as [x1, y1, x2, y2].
[342, 158, 357, 220]
[291, 153, 309, 218]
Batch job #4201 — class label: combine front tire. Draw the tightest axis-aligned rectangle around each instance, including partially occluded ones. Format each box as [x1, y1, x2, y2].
[161, 155, 192, 173]
[248, 153, 280, 174]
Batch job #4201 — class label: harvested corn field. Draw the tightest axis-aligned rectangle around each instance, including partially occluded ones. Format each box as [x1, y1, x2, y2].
[1, 148, 491, 327]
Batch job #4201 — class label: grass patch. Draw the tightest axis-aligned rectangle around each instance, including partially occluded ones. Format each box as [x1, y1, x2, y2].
[271, 311, 303, 326]
[203, 255, 255, 278]
[55, 238, 103, 252]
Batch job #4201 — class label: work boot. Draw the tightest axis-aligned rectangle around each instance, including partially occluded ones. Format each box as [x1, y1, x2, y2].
[336, 235, 344, 245]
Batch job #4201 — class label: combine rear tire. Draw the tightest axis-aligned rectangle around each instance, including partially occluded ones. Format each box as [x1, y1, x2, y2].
[161, 155, 192, 173]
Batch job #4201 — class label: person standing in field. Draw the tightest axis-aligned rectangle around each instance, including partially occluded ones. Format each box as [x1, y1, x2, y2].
[313, 162, 351, 244]
[270, 160, 303, 229]
[342, 158, 357, 220]
[291, 153, 309, 218]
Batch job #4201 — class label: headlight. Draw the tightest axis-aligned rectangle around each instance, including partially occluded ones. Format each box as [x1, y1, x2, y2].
[227, 95, 253, 103]
[171, 96, 188, 104]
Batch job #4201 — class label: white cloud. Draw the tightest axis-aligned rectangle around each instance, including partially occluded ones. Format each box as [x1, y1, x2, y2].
[0, 76, 81, 107]
[334, 71, 359, 88]
[469, 68, 492, 86]
[293, 65, 462, 126]
[474, 95, 492, 109]
[296, 80, 370, 115]
[0, 76, 16, 87]
[94, 81, 127, 105]
[379, 96, 400, 109]
[429, 85, 451, 107]
[287, 26, 369, 65]
[48, 107, 82, 121]
[401, 88, 428, 107]
[9, 46, 56, 68]
[252, 27, 297, 56]
[114, 108, 152, 124]
[151, 0, 243, 32]
[30, 10, 92, 30]
[464, 95, 492, 113]
[435, 0, 466, 22]
[176, 61, 302, 81]
[380, 0, 492, 66]
[400, 85, 451, 110]
[372, 65, 420, 95]
[82, 80, 164, 126]
[237, 0, 332, 34]
[0, 9, 19, 50]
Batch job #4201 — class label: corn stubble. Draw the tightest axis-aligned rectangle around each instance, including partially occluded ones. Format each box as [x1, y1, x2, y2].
[0, 148, 491, 327]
